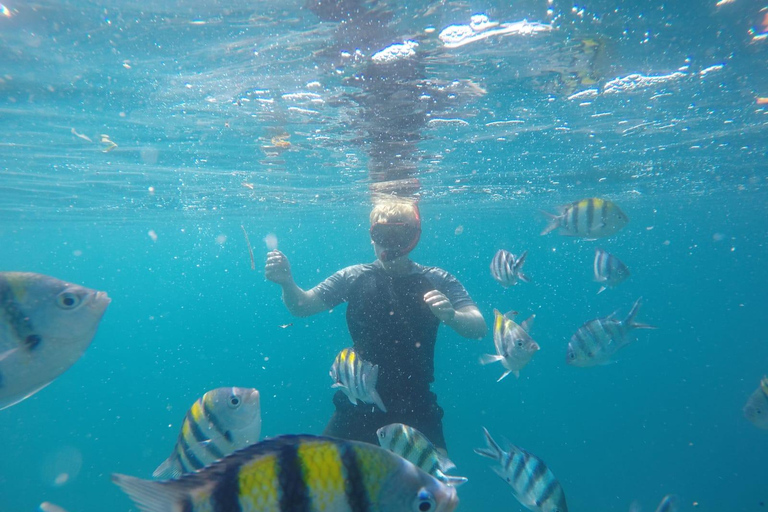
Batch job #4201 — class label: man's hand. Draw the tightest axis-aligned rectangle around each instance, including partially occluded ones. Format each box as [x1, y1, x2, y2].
[265, 250, 293, 285]
[424, 290, 456, 323]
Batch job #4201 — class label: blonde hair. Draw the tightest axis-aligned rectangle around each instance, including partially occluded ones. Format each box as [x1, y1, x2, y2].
[369, 197, 419, 227]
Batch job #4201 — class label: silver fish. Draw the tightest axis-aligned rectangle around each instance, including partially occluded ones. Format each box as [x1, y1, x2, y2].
[153, 387, 261, 478]
[593, 248, 630, 294]
[743, 376, 768, 430]
[330, 347, 386, 412]
[480, 310, 539, 380]
[541, 198, 628, 238]
[566, 298, 655, 367]
[377, 423, 468, 487]
[475, 427, 568, 512]
[490, 249, 531, 287]
[0, 272, 110, 410]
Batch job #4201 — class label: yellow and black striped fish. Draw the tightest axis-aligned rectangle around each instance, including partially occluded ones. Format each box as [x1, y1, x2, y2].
[115, 434, 459, 512]
[153, 387, 261, 479]
[330, 347, 387, 413]
[541, 198, 628, 239]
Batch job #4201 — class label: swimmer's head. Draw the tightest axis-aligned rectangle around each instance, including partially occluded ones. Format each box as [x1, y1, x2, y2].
[369, 197, 421, 262]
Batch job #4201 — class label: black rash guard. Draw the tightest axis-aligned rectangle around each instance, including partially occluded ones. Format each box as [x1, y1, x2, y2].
[313, 260, 476, 449]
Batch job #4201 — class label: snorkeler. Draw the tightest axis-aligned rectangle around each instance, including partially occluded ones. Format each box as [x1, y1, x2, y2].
[265, 197, 486, 449]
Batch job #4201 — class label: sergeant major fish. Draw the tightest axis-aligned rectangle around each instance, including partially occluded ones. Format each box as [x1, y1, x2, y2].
[114, 434, 459, 512]
[330, 347, 387, 412]
[153, 387, 261, 479]
[480, 310, 539, 381]
[377, 423, 468, 487]
[490, 249, 530, 287]
[743, 375, 768, 430]
[541, 198, 628, 239]
[594, 248, 630, 294]
[566, 298, 655, 367]
[474, 427, 568, 512]
[0, 272, 110, 410]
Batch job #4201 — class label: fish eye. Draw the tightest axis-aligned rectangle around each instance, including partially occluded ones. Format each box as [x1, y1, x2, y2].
[56, 292, 82, 309]
[516, 341, 523, 347]
[568, 352, 576, 360]
[228, 396, 241, 408]
[413, 489, 435, 512]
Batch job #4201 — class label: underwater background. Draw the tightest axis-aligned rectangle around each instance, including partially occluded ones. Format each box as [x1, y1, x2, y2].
[0, 0, 766, 511]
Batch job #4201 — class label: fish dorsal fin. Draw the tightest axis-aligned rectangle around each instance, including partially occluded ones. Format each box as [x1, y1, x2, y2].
[521, 315, 535, 333]
[493, 309, 504, 332]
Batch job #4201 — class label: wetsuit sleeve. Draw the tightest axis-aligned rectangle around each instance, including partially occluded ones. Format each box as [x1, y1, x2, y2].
[311, 265, 363, 308]
[428, 268, 476, 310]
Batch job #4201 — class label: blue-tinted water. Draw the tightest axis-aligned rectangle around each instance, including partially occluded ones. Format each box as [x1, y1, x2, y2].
[1, 1, 767, 511]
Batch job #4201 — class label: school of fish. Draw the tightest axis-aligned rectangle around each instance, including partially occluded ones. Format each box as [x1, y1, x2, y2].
[5, 196, 761, 512]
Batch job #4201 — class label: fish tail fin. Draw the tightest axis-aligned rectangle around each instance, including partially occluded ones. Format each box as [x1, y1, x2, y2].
[625, 297, 657, 330]
[365, 364, 387, 413]
[540, 210, 560, 235]
[474, 427, 503, 462]
[479, 354, 503, 365]
[435, 470, 469, 487]
[151, 456, 182, 480]
[112, 473, 190, 512]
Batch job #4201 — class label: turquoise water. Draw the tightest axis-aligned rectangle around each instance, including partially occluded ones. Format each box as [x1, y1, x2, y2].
[1, 1, 767, 511]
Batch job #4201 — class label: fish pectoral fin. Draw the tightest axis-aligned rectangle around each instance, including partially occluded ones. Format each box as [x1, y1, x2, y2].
[436, 470, 469, 487]
[479, 354, 503, 365]
[0, 347, 19, 362]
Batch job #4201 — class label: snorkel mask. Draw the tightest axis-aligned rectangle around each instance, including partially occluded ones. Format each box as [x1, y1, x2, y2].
[369, 205, 422, 262]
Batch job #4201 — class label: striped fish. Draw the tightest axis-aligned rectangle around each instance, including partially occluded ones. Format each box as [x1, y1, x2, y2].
[376, 423, 468, 487]
[593, 248, 630, 294]
[566, 298, 656, 367]
[153, 387, 261, 479]
[490, 249, 531, 287]
[480, 310, 539, 381]
[114, 434, 459, 512]
[475, 428, 568, 512]
[330, 347, 386, 413]
[541, 198, 628, 238]
[0, 272, 110, 410]
[743, 375, 768, 430]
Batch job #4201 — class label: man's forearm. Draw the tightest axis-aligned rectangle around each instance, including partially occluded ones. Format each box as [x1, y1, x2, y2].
[445, 308, 487, 339]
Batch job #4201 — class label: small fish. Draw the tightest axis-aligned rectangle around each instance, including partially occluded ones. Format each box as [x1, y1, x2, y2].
[475, 427, 568, 512]
[490, 249, 531, 287]
[279, 323, 293, 329]
[541, 198, 628, 238]
[330, 347, 387, 412]
[594, 248, 630, 294]
[0, 272, 110, 410]
[480, 310, 539, 381]
[115, 434, 459, 512]
[743, 376, 768, 430]
[153, 387, 261, 479]
[654, 495, 680, 512]
[566, 298, 656, 367]
[377, 423, 468, 487]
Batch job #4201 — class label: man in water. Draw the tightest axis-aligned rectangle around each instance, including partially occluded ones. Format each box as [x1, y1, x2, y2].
[265, 197, 486, 449]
